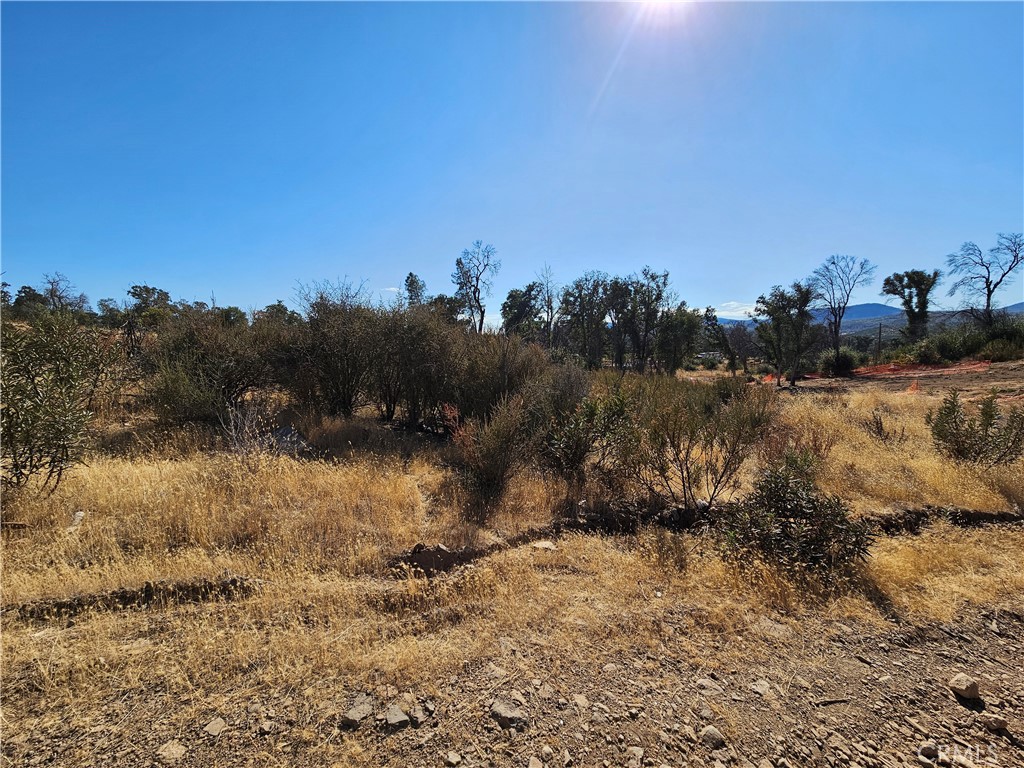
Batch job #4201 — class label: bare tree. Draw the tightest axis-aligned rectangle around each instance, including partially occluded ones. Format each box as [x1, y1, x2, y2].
[537, 263, 559, 347]
[946, 233, 1024, 327]
[41, 272, 89, 313]
[452, 241, 500, 333]
[810, 255, 876, 356]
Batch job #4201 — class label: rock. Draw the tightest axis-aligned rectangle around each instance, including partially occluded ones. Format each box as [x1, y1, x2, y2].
[626, 746, 644, 768]
[258, 720, 277, 735]
[571, 694, 590, 710]
[697, 678, 725, 695]
[532, 540, 557, 551]
[444, 752, 462, 766]
[700, 725, 727, 749]
[157, 740, 187, 763]
[490, 699, 528, 729]
[511, 689, 528, 706]
[342, 695, 374, 728]
[682, 724, 698, 742]
[541, 745, 554, 761]
[978, 712, 1007, 731]
[562, 748, 572, 765]
[529, 758, 544, 768]
[408, 705, 428, 726]
[385, 704, 410, 729]
[918, 741, 939, 759]
[203, 717, 226, 736]
[948, 673, 981, 699]
[750, 679, 772, 696]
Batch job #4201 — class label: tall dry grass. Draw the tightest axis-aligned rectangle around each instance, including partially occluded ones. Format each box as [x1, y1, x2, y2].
[772, 388, 1023, 513]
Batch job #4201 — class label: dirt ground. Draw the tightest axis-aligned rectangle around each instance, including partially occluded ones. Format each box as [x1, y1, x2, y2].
[803, 360, 1024, 400]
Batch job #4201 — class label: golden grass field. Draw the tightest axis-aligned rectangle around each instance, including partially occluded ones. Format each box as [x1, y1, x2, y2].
[2, 366, 1023, 766]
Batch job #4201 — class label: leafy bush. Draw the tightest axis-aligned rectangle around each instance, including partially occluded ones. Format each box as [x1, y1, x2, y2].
[911, 338, 945, 365]
[716, 467, 873, 580]
[147, 308, 270, 423]
[927, 389, 1024, 467]
[540, 390, 630, 489]
[817, 347, 860, 377]
[979, 338, 1024, 362]
[1, 313, 122, 493]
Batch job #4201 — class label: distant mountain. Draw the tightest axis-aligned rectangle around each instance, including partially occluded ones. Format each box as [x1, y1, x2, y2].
[719, 302, 902, 328]
[817, 303, 902, 321]
[718, 301, 1021, 333]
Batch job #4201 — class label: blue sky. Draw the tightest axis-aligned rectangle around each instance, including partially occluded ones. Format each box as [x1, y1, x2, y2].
[3, 1, 1022, 319]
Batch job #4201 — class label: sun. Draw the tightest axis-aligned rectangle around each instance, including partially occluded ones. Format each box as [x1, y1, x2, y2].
[631, 0, 693, 29]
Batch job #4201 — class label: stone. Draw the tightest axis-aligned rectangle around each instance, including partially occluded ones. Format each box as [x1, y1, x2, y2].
[542, 745, 554, 761]
[385, 704, 410, 729]
[700, 725, 727, 749]
[948, 673, 980, 700]
[157, 740, 187, 763]
[203, 717, 226, 736]
[750, 679, 772, 696]
[918, 741, 939, 759]
[572, 693, 590, 710]
[444, 752, 462, 766]
[342, 696, 374, 728]
[490, 699, 528, 729]
[408, 705, 428, 726]
[978, 712, 1007, 731]
[532, 540, 557, 551]
[529, 758, 544, 768]
[626, 746, 644, 768]
[697, 678, 725, 694]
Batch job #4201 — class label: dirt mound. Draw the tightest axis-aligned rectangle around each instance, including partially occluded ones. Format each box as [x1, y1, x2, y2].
[8, 574, 261, 622]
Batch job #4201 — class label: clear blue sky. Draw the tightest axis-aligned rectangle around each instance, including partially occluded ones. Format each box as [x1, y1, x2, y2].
[3, 1, 1022, 318]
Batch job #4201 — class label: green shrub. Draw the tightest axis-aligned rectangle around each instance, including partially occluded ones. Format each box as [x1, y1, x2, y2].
[1, 313, 122, 493]
[817, 347, 860, 377]
[979, 338, 1024, 362]
[911, 338, 946, 365]
[927, 389, 1024, 467]
[540, 390, 630, 489]
[147, 308, 270, 423]
[716, 467, 873, 580]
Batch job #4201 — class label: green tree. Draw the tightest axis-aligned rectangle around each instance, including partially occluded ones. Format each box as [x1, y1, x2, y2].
[881, 269, 941, 341]
[559, 271, 609, 369]
[404, 273, 428, 306]
[500, 282, 543, 338]
[753, 283, 819, 386]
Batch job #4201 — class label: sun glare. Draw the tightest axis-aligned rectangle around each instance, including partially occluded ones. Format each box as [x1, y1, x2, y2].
[637, 0, 692, 27]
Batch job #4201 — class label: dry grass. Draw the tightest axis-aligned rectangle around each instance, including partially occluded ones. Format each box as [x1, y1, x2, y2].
[773, 387, 1022, 513]
[3, 377, 1023, 766]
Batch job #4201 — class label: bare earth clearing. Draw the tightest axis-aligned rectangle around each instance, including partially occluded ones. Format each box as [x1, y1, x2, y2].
[2, 365, 1023, 768]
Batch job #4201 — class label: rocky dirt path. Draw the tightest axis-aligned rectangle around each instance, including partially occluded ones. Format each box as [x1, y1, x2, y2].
[6, 602, 1019, 767]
